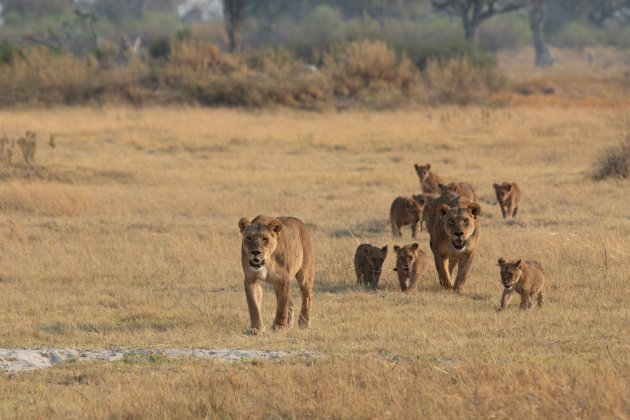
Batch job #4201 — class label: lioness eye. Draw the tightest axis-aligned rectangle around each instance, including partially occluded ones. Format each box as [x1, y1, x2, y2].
[246, 237, 252, 242]
[463, 219, 469, 225]
[263, 237, 269, 243]
[448, 219, 455, 225]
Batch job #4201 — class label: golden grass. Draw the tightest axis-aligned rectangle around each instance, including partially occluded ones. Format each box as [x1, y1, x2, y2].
[0, 106, 629, 418]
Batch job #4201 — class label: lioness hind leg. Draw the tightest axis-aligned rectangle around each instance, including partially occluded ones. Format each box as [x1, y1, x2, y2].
[296, 267, 313, 328]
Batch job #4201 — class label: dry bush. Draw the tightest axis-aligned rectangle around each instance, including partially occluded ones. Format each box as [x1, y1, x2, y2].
[592, 134, 630, 180]
[322, 40, 418, 101]
[424, 56, 506, 104]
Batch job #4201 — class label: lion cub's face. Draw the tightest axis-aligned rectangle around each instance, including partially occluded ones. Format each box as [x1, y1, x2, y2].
[363, 245, 388, 276]
[493, 183, 512, 204]
[497, 258, 523, 290]
[414, 163, 431, 181]
[394, 243, 420, 273]
[406, 198, 424, 221]
[437, 203, 481, 252]
[238, 218, 282, 271]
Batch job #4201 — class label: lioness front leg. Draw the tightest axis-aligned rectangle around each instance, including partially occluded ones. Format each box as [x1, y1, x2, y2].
[434, 254, 453, 289]
[511, 206, 519, 218]
[244, 279, 265, 335]
[296, 266, 313, 328]
[500, 289, 513, 310]
[453, 253, 475, 292]
[272, 280, 292, 330]
[500, 204, 507, 219]
[411, 222, 418, 239]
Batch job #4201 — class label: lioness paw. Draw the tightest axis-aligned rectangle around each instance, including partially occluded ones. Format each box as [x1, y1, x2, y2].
[244, 327, 265, 336]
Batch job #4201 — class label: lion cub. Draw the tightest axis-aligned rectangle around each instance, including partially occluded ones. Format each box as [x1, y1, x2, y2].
[393, 243, 428, 292]
[390, 196, 424, 239]
[354, 244, 388, 289]
[493, 182, 521, 218]
[414, 163, 444, 194]
[497, 258, 545, 310]
[438, 182, 478, 202]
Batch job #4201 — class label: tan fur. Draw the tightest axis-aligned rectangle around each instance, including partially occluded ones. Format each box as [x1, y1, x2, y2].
[238, 215, 314, 335]
[414, 163, 444, 194]
[393, 243, 428, 292]
[390, 196, 424, 239]
[493, 182, 522, 218]
[438, 182, 478, 202]
[425, 192, 472, 236]
[354, 244, 388, 289]
[497, 258, 545, 310]
[429, 202, 481, 292]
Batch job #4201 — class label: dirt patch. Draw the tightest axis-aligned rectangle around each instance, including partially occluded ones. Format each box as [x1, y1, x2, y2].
[0, 348, 313, 373]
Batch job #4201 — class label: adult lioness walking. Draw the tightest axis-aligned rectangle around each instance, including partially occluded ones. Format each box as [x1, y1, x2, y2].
[238, 215, 314, 335]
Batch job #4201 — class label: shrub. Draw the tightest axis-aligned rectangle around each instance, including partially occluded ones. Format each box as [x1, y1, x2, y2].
[478, 15, 530, 52]
[552, 22, 605, 49]
[592, 135, 630, 180]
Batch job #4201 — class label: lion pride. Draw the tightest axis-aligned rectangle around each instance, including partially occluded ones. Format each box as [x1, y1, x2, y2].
[238, 215, 314, 335]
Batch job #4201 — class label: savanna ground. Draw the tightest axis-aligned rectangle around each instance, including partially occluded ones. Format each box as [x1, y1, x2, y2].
[0, 100, 629, 416]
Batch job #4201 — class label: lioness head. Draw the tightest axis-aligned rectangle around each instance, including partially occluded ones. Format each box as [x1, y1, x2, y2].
[497, 258, 523, 290]
[363, 245, 388, 276]
[414, 163, 431, 181]
[393, 243, 420, 273]
[238, 217, 282, 271]
[437, 203, 481, 252]
[493, 182, 512, 204]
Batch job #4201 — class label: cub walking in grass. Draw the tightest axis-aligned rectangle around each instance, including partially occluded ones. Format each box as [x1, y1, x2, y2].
[414, 163, 444, 194]
[354, 244, 388, 289]
[497, 258, 546, 310]
[493, 182, 522, 218]
[393, 243, 428, 292]
[390, 196, 424, 239]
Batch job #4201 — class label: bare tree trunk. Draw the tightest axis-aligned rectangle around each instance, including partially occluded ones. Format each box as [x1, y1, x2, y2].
[530, 0, 554, 67]
[223, 0, 245, 52]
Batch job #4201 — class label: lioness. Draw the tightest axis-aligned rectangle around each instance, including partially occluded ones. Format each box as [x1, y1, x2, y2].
[425, 192, 472, 236]
[390, 196, 424, 239]
[438, 182, 478, 202]
[493, 182, 521, 218]
[238, 215, 314, 335]
[497, 258, 545, 310]
[414, 163, 444, 194]
[354, 244, 388, 289]
[393, 243, 428, 292]
[429, 202, 481, 291]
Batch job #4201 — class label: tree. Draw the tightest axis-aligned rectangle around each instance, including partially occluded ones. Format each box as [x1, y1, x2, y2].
[431, 0, 527, 42]
[2, 0, 70, 18]
[223, 0, 246, 52]
[529, 0, 554, 66]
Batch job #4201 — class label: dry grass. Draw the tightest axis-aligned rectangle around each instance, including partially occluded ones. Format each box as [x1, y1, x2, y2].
[0, 106, 628, 418]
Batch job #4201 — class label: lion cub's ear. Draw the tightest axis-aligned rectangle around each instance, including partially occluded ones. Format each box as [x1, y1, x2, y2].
[438, 203, 450, 218]
[238, 218, 251, 233]
[411, 243, 419, 251]
[268, 219, 283, 233]
[497, 258, 506, 266]
[426, 163, 431, 170]
[381, 245, 388, 254]
[515, 258, 523, 269]
[493, 183, 499, 189]
[468, 203, 481, 217]
[363, 246, 371, 255]
[505, 183, 512, 192]
[414, 163, 420, 170]
[393, 245, 400, 252]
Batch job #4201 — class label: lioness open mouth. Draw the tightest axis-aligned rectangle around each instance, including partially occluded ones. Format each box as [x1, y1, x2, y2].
[503, 284, 513, 290]
[249, 259, 265, 269]
[451, 239, 467, 251]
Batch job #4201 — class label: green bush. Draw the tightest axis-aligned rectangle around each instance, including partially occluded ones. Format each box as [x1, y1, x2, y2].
[478, 15, 531, 52]
[552, 21, 605, 49]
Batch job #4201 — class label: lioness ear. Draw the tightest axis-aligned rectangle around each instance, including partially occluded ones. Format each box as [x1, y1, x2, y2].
[411, 243, 419, 251]
[497, 258, 505, 266]
[381, 245, 388, 254]
[438, 204, 450, 218]
[414, 163, 419, 170]
[238, 218, 251, 234]
[493, 183, 499, 189]
[268, 219, 282, 233]
[426, 163, 431, 170]
[393, 245, 400, 252]
[468, 203, 481, 217]
[505, 184, 512, 191]
[516, 258, 523, 268]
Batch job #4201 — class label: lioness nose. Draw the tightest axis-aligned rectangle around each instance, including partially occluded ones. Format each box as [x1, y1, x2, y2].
[251, 250, 261, 256]
[454, 230, 463, 237]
